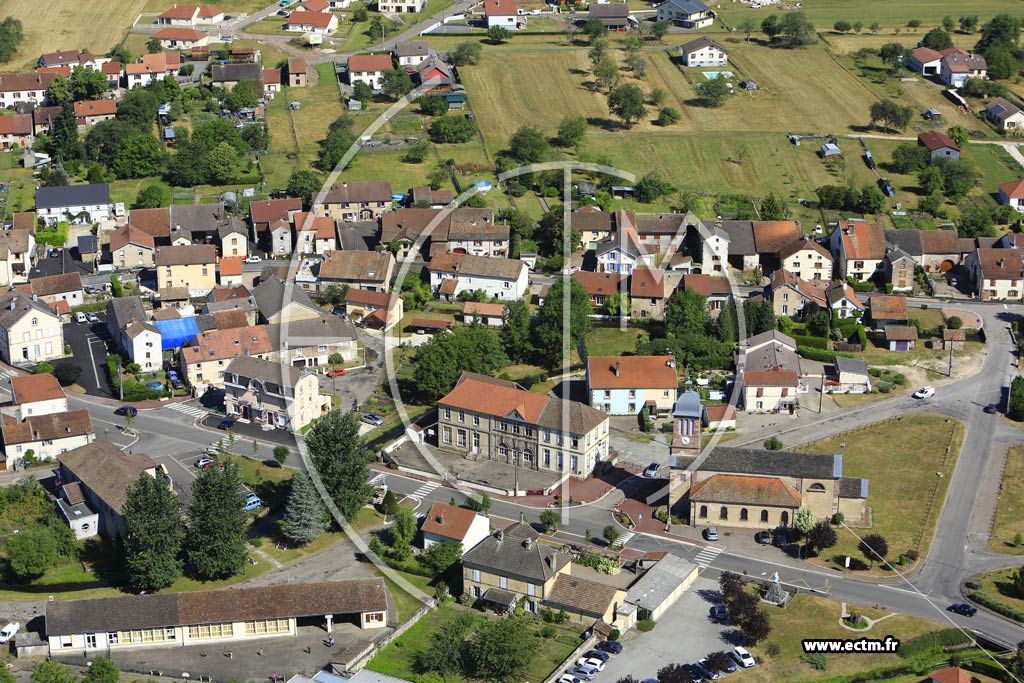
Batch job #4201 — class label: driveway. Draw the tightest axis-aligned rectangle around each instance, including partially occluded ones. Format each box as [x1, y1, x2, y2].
[599, 577, 741, 682]
[62, 314, 113, 398]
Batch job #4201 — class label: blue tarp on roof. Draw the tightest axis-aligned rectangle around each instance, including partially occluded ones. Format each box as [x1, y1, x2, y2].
[153, 317, 201, 350]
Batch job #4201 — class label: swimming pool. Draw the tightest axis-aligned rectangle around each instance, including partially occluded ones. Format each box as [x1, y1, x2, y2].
[702, 70, 735, 80]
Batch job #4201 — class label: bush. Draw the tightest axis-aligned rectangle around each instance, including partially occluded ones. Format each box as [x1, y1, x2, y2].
[898, 629, 972, 659]
[637, 619, 656, 632]
[876, 381, 893, 393]
[53, 361, 82, 387]
[969, 590, 1024, 622]
[34, 362, 55, 375]
[832, 512, 844, 525]
[905, 548, 918, 561]
[538, 624, 556, 638]
[792, 334, 829, 349]
[763, 436, 783, 450]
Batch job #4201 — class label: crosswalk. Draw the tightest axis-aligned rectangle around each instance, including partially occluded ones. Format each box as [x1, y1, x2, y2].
[167, 403, 210, 419]
[694, 545, 726, 568]
[409, 481, 440, 499]
[613, 530, 635, 548]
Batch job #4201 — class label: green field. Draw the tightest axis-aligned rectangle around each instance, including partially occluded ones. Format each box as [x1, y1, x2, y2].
[990, 445, 1024, 554]
[714, 0, 1024, 31]
[798, 414, 965, 573]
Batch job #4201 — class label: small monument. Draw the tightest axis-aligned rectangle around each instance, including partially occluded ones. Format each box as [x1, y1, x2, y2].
[761, 572, 793, 607]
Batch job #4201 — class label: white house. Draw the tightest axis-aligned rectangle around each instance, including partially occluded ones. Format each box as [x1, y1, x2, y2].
[395, 41, 430, 67]
[36, 184, 111, 226]
[679, 36, 728, 67]
[0, 72, 55, 108]
[657, 0, 713, 28]
[1, 409, 95, 463]
[420, 502, 490, 555]
[378, 0, 426, 13]
[586, 355, 678, 416]
[701, 220, 729, 274]
[123, 320, 163, 372]
[595, 228, 652, 275]
[908, 47, 942, 75]
[285, 10, 339, 33]
[987, 98, 1024, 131]
[0, 289, 65, 366]
[824, 281, 865, 319]
[347, 54, 393, 90]
[427, 253, 528, 302]
[7, 373, 67, 420]
[999, 178, 1024, 213]
[484, 0, 518, 29]
[829, 219, 885, 281]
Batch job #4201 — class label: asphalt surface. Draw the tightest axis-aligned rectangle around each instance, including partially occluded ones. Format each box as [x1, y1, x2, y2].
[62, 313, 114, 398]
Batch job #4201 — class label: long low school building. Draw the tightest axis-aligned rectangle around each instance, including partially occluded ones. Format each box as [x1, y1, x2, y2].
[45, 579, 390, 654]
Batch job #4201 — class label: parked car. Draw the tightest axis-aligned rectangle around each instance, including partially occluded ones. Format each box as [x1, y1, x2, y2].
[558, 676, 583, 683]
[0, 622, 20, 643]
[684, 664, 707, 683]
[195, 456, 216, 469]
[912, 386, 935, 399]
[146, 381, 164, 391]
[243, 492, 263, 512]
[218, 418, 235, 430]
[595, 641, 622, 655]
[709, 605, 728, 621]
[965, 580, 982, 590]
[704, 526, 719, 541]
[86, 312, 99, 323]
[114, 406, 138, 417]
[326, 367, 347, 377]
[568, 665, 598, 681]
[582, 651, 609, 664]
[755, 530, 772, 544]
[695, 661, 722, 681]
[732, 647, 756, 668]
[574, 657, 605, 671]
[245, 255, 262, 263]
[948, 603, 977, 617]
[643, 462, 662, 478]
[984, 404, 999, 414]
[74, 312, 87, 323]
[362, 413, 384, 426]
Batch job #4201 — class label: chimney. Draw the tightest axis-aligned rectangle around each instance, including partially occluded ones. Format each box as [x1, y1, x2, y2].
[614, 360, 620, 377]
[495, 528, 504, 542]
[522, 537, 532, 550]
[437, 514, 444, 525]
[8, 301, 14, 311]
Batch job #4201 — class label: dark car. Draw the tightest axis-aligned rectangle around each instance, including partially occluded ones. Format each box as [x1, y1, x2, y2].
[948, 603, 977, 616]
[114, 406, 138, 417]
[755, 531, 772, 544]
[984, 404, 999, 414]
[684, 664, 707, 683]
[965, 580, 982, 590]
[218, 418, 236, 430]
[594, 641, 622, 655]
[582, 651, 609, 664]
[709, 605, 728, 621]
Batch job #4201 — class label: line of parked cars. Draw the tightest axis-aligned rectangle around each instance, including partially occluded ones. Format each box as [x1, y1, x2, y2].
[559, 642, 621, 683]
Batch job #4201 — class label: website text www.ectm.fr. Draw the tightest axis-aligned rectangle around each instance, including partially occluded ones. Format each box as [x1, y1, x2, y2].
[802, 637, 901, 654]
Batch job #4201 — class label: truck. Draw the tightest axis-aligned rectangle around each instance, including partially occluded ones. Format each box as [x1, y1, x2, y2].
[864, 150, 875, 169]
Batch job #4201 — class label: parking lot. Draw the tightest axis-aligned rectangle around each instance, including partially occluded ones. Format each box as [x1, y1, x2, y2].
[597, 577, 745, 682]
[62, 312, 114, 397]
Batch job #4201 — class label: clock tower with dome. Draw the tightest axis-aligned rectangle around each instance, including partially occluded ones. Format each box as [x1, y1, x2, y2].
[669, 385, 703, 460]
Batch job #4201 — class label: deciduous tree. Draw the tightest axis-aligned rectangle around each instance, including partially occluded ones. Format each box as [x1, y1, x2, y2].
[533, 278, 592, 369]
[413, 325, 507, 400]
[287, 169, 322, 210]
[859, 533, 889, 567]
[607, 82, 647, 126]
[557, 114, 587, 148]
[307, 411, 372, 522]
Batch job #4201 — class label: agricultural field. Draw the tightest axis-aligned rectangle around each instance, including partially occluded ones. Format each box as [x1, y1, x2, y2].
[990, 445, 1024, 554]
[0, 0, 149, 69]
[713, 0, 1024, 31]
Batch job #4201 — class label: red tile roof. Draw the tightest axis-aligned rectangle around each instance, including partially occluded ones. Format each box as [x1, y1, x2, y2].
[73, 100, 117, 118]
[153, 27, 208, 41]
[870, 295, 907, 321]
[929, 667, 972, 683]
[703, 404, 736, 423]
[587, 355, 677, 390]
[441, 374, 549, 422]
[420, 502, 480, 541]
[573, 271, 627, 297]
[0, 114, 32, 136]
[463, 301, 506, 317]
[744, 367, 798, 387]
[630, 268, 665, 299]
[348, 54, 394, 73]
[690, 474, 802, 507]
[484, 0, 518, 16]
[11, 373, 64, 404]
[885, 325, 918, 341]
[287, 9, 336, 28]
[219, 256, 244, 276]
[974, 247, 1024, 280]
[918, 130, 959, 153]
[837, 220, 886, 260]
[1000, 178, 1024, 199]
[752, 221, 802, 254]
[160, 4, 201, 18]
[250, 197, 301, 229]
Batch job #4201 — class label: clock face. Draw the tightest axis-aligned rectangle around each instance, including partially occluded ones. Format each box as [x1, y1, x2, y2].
[681, 437, 690, 445]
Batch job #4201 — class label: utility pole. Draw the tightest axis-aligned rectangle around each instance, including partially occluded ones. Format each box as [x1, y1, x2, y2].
[118, 361, 124, 402]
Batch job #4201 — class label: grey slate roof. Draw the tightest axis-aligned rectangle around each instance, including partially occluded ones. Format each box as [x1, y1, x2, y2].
[659, 0, 708, 13]
[672, 390, 702, 418]
[266, 314, 358, 350]
[77, 235, 98, 255]
[833, 356, 868, 376]
[226, 355, 307, 388]
[720, 220, 756, 255]
[698, 447, 841, 480]
[106, 296, 148, 331]
[885, 229, 923, 256]
[626, 553, 698, 611]
[0, 290, 56, 330]
[839, 477, 869, 499]
[36, 184, 109, 210]
[462, 521, 569, 584]
[252, 275, 320, 320]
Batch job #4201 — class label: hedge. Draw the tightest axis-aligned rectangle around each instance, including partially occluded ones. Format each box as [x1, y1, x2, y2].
[964, 656, 1012, 680]
[797, 346, 855, 363]
[968, 590, 1024, 622]
[793, 334, 829, 349]
[898, 629, 972, 659]
[70, 301, 108, 314]
[791, 661, 928, 683]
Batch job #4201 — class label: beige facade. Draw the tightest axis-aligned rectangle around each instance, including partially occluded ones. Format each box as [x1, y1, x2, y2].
[223, 357, 326, 432]
[113, 242, 155, 269]
[781, 245, 832, 282]
[462, 562, 569, 613]
[161, 261, 215, 295]
[0, 294, 65, 365]
[221, 230, 248, 258]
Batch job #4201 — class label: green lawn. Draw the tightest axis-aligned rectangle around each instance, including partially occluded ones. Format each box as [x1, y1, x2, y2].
[376, 568, 435, 623]
[714, 0, 1024, 30]
[742, 594, 954, 683]
[585, 326, 648, 357]
[971, 566, 1024, 612]
[244, 17, 294, 35]
[366, 602, 582, 683]
[798, 414, 965, 573]
[990, 445, 1024, 554]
